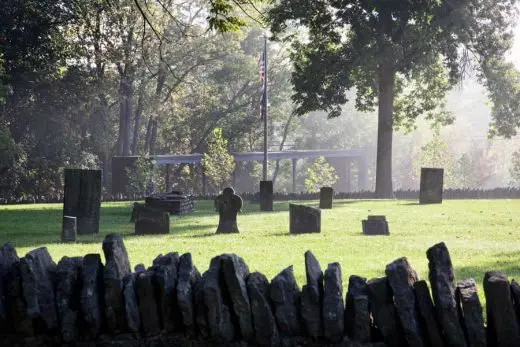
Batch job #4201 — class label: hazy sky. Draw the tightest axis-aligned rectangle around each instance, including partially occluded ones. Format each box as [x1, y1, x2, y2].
[512, 22, 520, 67]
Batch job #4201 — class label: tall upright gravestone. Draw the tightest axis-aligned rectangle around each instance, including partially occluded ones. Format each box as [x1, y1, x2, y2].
[259, 181, 273, 212]
[63, 169, 102, 235]
[319, 187, 333, 209]
[419, 168, 444, 204]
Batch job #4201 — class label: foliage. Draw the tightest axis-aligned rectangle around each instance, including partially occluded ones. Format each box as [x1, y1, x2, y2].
[510, 150, 520, 187]
[453, 146, 497, 189]
[125, 155, 157, 195]
[304, 156, 338, 193]
[0, 124, 26, 197]
[202, 128, 236, 191]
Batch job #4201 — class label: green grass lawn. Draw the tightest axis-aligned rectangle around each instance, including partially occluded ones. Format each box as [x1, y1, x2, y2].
[1, 199, 519, 304]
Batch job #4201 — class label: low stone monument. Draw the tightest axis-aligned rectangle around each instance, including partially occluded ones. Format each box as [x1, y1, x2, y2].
[135, 211, 169, 235]
[63, 169, 102, 235]
[362, 216, 390, 236]
[420, 168, 444, 204]
[319, 187, 333, 209]
[61, 216, 77, 242]
[130, 202, 161, 223]
[214, 187, 243, 234]
[289, 204, 321, 234]
[260, 181, 273, 212]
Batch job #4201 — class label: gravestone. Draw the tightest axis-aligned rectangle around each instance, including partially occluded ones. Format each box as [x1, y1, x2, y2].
[289, 204, 321, 234]
[319, 187, 333, 209]
[61, 216, 77, 242]
[135, 211, 169, 235]
[419, 168, 444, 204]
[63, 169, 102, 235]
[362, 216, 390, 235]
[259, 181, 273, 211]
[214, 187, 242, 234]
[130, 202, 161, 223]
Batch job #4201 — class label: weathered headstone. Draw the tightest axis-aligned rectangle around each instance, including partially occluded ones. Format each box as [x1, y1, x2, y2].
[63, 169, 102, 235]
[135, 211, 169, 235]
[260, 180, 273, 211]
[456, 279, 486, 347]
[419, 168, 444, 204]
[322, 262, 344, 343]
[319, 187, 333, 209]
[130, 202, 161, 222]
[362, 216, 390, 236]
[214, 187, 243, 234]
[289, 204, 321, 234]
[62, 216, 77, 242]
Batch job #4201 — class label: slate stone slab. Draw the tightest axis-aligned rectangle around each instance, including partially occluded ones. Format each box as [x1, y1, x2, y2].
[319, 187, 333, 209]
[353, 295, 371, 343]
[0, 242, 19, 330]
[203, 256, 235, 343]
[130, 202, 164, 223]
[270, 266, 301, 337]
[221, 253, 253, 340]
[301, 251, 323, 339]
[289, 204, 321, 234]
[5, 261, 34, 336]
[135, 211, 169, 235]
[80, 254, 104, 339]
[322, 263, 344, 342]
[177, 253, 201, 338]
[260, 180, 273, 211]
[367, 277, 401, 347]
[103, 234, 131, 333]
[456, 279, 486, 347]
[214, 188, 243, 234]
[414, 280, 444, 347]
[63, 169, 102, 235]
[62, 216, 77, 242]
[19, 247, 58, 332]
[483, 271, 520, 346]
[56, 256, 83, 342]
[362, 216, 389, 236]
[385, 258, 424, 347]
[419, 168, 444, 204]
[194, 276, 209, 339]
[123, 273, 140, 333]
[136, 270, 161, 336]
[344, 275, 367, 339]
[511, 279, 520, 324]
[152, 252, 180, 332]
[426, 242, 466, 347]
[247, 272, 280, 346]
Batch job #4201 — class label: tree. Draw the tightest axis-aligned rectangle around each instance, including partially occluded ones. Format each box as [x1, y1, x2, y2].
[125, 155, 158, 195]
[202, 128, 236, 192]
[269, 0, 520, 198]
[510, 150, 520, 187]
[304, 156, 338, 193]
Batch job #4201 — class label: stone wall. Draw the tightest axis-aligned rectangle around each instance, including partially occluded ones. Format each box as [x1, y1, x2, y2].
[0, 239, 518, 346]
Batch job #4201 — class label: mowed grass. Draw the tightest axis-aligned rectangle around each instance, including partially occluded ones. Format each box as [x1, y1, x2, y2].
[1, 199, 519, 307]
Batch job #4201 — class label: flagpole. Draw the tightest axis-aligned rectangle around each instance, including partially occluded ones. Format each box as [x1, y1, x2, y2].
[262, 35, 268, 181]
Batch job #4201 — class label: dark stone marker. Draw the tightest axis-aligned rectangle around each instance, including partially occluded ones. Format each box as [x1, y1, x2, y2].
[323, 263, 344, 343]
[103, 234, 131, 333]
[344, 275, 367, 339]
[0, 242, 19, 330]
[289, 204, 321, 234]
[414, 280, 444, 347]
[456, 279, 486, 347]
[270, 266, 301, 337]
[367, 277, 401, 347]
[130, 202, 162, 223]
[426, 242, 466, 347]
[55, 256, 83, 342]
[136, 270, 161, 336]
[483, 271, 520, 346]
[80, 254, 104, 339]
[214, 187, 243, 234]
[319, 187, 333, 209]
[177, 253, 201, 338]
[203, 256, 235, 343]
[300, 251, 323, 339]
[194, 276, 209, 339]
[511, 279, 520, 323]
[221, 254, 253, 340]
[122, 273, 140, 333]
[135, 211, 169, 235]
[152, 252, 180, 332]
[4, 255, 34, 336]
[62, 216, 77, 242]
[260, 180, 273, 211]
[63, 169, 102, 235]
[19, 247, 58, 332]
[362, 216, 390, 236]
[247, 272, 280, 347]
[419, 168, 444, 204]
[385, 257, 424, 347]
[353, 295, 371, 343]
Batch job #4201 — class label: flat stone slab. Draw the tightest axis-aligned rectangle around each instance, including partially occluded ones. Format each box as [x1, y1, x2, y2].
[260, 181, 273, 211]
[135, 211, 169, 235]
[289, 204, 321, 234]
[62, 216, 77, 242]
[420, 168, 444, 204]
[362, 216, 389, 236]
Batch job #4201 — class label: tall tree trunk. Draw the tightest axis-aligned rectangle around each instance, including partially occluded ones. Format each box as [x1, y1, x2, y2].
[144, 116, 153, 154]
[131, 74, 146, 155]
[117, 73, 133, 156]
[375, 63, 395, 198]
